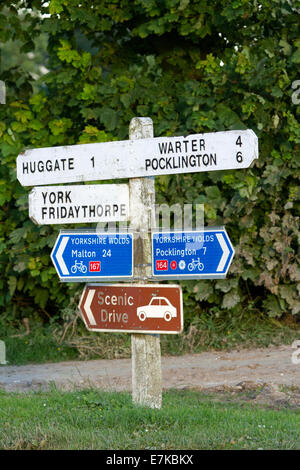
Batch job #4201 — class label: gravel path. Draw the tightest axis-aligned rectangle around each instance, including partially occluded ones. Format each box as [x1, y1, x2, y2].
[0, 344, 299, 393]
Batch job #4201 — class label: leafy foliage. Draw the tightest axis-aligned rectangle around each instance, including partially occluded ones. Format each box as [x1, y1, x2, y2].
[0, 0, 299, 322]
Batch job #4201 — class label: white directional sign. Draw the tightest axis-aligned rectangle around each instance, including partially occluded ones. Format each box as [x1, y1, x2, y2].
[29, 184, 129, 225]
[17, 130, 258, 186]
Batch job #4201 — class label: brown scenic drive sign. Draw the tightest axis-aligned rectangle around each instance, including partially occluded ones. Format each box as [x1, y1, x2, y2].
[79, 284, 183, 334]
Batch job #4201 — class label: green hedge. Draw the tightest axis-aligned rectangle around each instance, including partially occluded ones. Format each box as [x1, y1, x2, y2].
[0, 1, 299, 323]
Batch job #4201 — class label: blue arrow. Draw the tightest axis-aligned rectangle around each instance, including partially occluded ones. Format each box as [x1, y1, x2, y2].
[152, 228, 235, 279]
[51, 231, 133, 281]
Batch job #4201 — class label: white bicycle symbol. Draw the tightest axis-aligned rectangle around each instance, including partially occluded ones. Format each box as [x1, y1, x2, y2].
[71, 260, 87, 274]
[188, 258, 204, 272]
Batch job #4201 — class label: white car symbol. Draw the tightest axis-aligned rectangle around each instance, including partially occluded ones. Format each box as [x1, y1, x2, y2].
[137, 297, 177, 322]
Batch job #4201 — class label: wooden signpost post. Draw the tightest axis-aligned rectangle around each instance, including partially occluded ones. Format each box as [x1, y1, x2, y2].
[17, 117, 259, 409]
[128, 117, 163, 409]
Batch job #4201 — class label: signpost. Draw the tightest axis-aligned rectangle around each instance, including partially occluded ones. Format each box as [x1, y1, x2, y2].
[152, 228, 235, 279]
[29, 184, 129, 225]
[17, 129, 258, 186]
[51, 231, 133, 281]
[79, 284, 183, 334]
[16, 114, 259, 410]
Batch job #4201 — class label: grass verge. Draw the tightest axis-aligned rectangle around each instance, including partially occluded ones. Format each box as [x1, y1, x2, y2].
[0, 388, 299, 450]
[0, 312, 299, 365]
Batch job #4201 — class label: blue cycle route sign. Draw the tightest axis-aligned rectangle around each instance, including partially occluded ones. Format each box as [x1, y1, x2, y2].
[152, 228, 235, 279]
[51, 231, 133, 282]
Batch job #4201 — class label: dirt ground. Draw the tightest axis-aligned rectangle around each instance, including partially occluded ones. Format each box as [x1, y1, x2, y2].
[1, 344, 300, 406]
